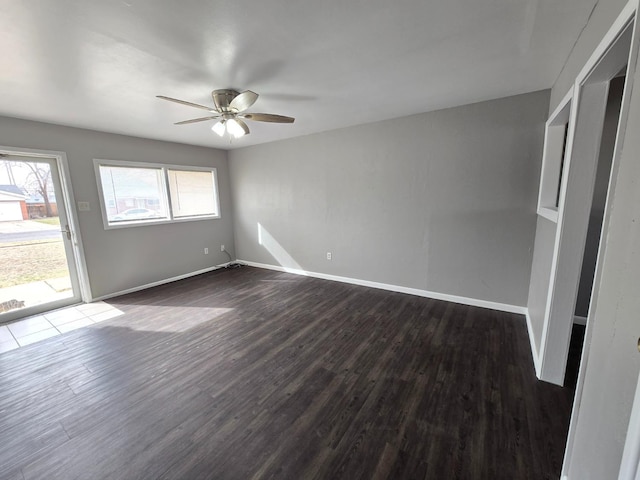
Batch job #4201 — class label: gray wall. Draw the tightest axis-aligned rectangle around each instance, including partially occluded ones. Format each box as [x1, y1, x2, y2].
[0, 116, 234, 299]
[539, 0, 640, 477]
[229, 90, 549, 308]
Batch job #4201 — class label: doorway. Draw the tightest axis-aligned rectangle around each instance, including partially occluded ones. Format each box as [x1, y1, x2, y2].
[564, 74, 626, 389]
[538, 6, 640, 478]
[539, 18, 635, 385]
[0, 148, 87, 324]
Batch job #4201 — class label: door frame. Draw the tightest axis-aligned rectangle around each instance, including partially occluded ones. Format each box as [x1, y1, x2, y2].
[541, 1, 638, 387]
[0, 145, 91, 319]
[537, 1, 640, 477]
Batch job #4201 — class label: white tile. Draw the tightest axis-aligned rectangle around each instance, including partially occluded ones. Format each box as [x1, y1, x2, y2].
[76, 302, 114, 315]
[56, 317, 95, 334]
[8, 316, 53, 338]
[45, 307, 88, 326]
[0, 339, 20, 353]
[90, 309, 124, 323]
[0, 325, 15, 343]
[16, 328, 60, 347]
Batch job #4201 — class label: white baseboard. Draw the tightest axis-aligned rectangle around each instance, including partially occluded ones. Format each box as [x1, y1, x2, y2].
[91, 262, 234, 302]
[238, 260, 528, 315]
[573, 315, 587, 326]
[526, 311, 542, 378]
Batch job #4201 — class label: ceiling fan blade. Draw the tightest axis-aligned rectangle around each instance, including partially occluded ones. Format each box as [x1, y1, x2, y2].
[229, 90, 259, 112]
[174, 116, 219, 125]
[157, 95, 214, 111]
[235, 118, 251, 135]
[241, 113, 295, 123]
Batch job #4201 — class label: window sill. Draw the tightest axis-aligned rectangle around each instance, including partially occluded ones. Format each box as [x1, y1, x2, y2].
[104, 215, 220, 230]
[537, 207, 559, 223]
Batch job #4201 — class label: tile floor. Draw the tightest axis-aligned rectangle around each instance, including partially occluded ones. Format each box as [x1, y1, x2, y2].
[0, 302, 124, 353]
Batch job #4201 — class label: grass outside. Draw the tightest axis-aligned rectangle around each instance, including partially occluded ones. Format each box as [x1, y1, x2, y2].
[0, 239, 69, 288]
[33, 217, 61, 226]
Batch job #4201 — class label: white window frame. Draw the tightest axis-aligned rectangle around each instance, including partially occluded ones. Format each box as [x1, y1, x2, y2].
[537, 88, 574, 223]
[94, 158, 221, 229]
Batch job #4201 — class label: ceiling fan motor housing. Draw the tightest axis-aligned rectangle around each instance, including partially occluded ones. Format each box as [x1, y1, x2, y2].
[212, 89, 240, 112]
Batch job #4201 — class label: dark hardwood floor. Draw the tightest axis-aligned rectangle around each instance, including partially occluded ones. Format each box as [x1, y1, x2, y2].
[0, 266, 573, 479]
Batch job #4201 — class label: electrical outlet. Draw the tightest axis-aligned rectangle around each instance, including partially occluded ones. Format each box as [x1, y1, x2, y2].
[204, 248, 209, 255]
[77, 201, 90, 211]
[221, 244, 225, 252]
[326, 252, 332, 260]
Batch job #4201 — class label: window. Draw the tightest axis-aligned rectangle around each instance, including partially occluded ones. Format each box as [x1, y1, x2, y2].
[98, 165, 169, 224]
[168, 169, 217, 218]
[537, 89, 573, 223]
[95, 159, 219, 228]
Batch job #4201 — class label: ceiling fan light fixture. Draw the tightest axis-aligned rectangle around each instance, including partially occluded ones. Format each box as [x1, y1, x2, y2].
[226, 118, 245, 138]
[158, 89, 294, 139]
[212, 120, 226, 136]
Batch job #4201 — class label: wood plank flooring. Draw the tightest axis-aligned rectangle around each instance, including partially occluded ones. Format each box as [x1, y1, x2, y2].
[0, 266, 573, 479]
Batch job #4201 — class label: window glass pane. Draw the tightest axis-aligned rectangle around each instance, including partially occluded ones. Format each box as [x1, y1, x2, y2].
[99, 165, 167, 223]
[168, 170, 217, 218]
[555, 124, 569, 208]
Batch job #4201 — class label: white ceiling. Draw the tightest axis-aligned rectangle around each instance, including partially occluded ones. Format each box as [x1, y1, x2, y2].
[0, 0, 596, 150]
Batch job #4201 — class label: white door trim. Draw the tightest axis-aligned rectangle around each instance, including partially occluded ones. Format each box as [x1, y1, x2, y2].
[539, 80, 609, 385]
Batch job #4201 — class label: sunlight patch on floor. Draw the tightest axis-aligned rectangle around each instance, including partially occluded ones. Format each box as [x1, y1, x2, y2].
[0, 301, 125, 353]
[116, 305, 235, 333]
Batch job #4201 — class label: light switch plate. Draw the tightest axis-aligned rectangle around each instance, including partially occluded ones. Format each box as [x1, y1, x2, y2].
[77, 201, 90, 211]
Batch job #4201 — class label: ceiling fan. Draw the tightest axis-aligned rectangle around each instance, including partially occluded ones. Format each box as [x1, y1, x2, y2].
[157, 89, 295, 138]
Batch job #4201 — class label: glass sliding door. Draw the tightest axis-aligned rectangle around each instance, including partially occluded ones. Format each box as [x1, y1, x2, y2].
[0, 153, 82, 323]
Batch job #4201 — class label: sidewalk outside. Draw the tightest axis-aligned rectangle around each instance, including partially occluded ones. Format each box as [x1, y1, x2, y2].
[0, 219, 71, 314]
[0, 277, 72, 313]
